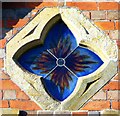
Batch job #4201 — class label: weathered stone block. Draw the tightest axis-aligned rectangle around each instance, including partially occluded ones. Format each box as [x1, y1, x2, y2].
[92, 90, 106, 100]
[107, 91, 120, 100]
[0, 49, 5, 58]
[91, 11, 106, 20]
[0, 108, 19, 115]
[101, 109, 119, 116]
[3, 90, 16, 100]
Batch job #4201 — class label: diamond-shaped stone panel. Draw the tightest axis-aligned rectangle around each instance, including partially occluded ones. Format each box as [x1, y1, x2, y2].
[5, 7, 118, 110]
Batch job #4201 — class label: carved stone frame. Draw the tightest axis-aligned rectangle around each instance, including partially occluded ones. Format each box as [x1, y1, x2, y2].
[5, 7, 118, 111]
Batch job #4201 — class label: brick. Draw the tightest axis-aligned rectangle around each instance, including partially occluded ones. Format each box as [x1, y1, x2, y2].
[92, 90, 106, 100]
[0, 91, 3, 99]
[101, 109, 120, 115]
[12, 28, 21, 36]
[88, 111, 99, 116]
[112, 101, 120, 110]
[0, 39, 6, 49]
[107, 91, 120, 100]
[112, 74, 119, 81]
[16, 90, 30, 100]
[99, 2, 119, 10]
[67, 2, 97, 10]
[102, 81, 120, 90]
[1, 108, 19, 115]
[115, 22, 120, 30]
[107, 11, 120, 20]
[31, 9, 39, 13]
[26, 111, 37, 115]
[91, 11, 106, 20]
[0, 71, 10, 80]
[31, 9, 39, 18]
[109, 30, 119, 40]
[55, 111, 71, 116]
[81, 101, 110, 110]
[25, 2, 41, 8]
[117, 40, 120, 48]
[82, 11, 90, 19]
[0, 80, 20, 90]
[13, 18, 29, 28]
[0, 58, 4, 68]
[12, 28, 18, 35]
[95, 22, 114, 30]
[37, 111, 53, 115]
[57, 2, 64, 7]
[10, 100, 41, 110]
[36, 2, 57, 9]
[0, 49, 5, 58]
[0, 100, 9, 108]
[113, 75, 119, 80]
[72, 111, 88, 116]
[6, 19, 19, 28]
[3, 90, 16, 100]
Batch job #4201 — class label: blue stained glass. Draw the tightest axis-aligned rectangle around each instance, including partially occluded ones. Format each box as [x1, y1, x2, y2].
[41, 66, 78, 101]
[17, 20, 103, 101]
[65, 47, 103, 77]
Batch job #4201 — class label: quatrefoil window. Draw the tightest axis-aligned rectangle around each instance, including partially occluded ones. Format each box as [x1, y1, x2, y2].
[16, 20, 103, 101]
[6, 7, 117, 110]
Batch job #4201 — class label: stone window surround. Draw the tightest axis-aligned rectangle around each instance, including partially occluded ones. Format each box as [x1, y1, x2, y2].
[5, 7, 118, 111]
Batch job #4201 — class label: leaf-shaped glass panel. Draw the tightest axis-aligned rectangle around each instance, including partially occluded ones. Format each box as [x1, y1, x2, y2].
[41, 66, 78, 101]
[65, 46, 104, 77]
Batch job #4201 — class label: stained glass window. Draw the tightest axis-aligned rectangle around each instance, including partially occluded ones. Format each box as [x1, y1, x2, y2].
[6, 7, 117, 110]
[17, 20, 103, 101]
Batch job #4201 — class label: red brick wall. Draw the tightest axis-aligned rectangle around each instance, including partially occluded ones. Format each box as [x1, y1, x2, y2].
[0, 2, 119, 114]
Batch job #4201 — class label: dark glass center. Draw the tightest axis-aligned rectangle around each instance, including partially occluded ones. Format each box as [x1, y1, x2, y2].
[57, 58, 65, 66]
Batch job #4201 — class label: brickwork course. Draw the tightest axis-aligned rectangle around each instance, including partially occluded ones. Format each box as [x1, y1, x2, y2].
[0, 1, 119, 115]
